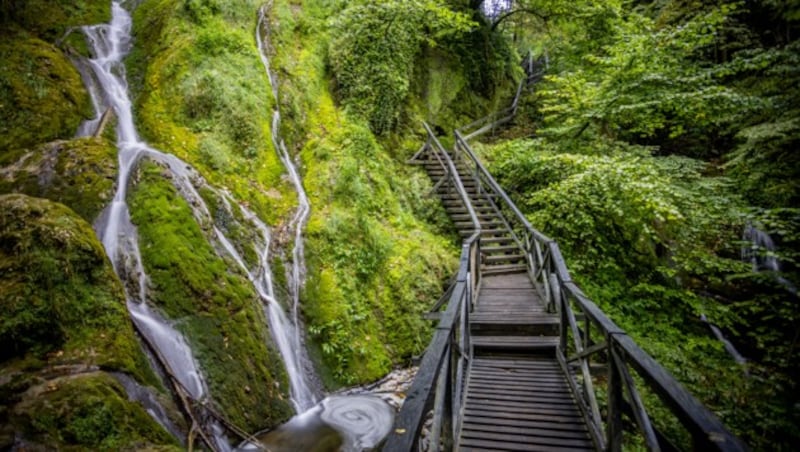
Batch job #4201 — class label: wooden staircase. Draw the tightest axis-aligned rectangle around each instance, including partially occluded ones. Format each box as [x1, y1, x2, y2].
[425, 161, 527, 274]
[383, 55, 744, 451]
[420, 153, 594, 451]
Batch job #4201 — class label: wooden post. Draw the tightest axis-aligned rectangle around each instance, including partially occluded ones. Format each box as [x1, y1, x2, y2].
[607, 342, 624, 452]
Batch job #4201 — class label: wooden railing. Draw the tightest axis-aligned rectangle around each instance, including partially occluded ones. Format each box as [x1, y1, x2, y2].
[383, 124, 481, 451]
[451, 134, 747, 451]
[384, 50, 745, 451]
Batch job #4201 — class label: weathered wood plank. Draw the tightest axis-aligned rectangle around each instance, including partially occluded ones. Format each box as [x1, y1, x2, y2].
[464, 407, 584, 422]
[462, 414, 587, 431]
[460, 429, 595, 448]
[460, 438, 589, 452]
[462, 422, 591, 440]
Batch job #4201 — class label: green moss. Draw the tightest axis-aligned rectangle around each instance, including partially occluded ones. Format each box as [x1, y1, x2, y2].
[128, 160, 293, 430]
[0, 0, 110, 42]
[127, 0, 296, 226]
[271, 0, 458, 386]
[0, 138, 117, 221]
[10, 373, 178, 450]
[0, 31, 93, 152]
[0, 194, 154, 383]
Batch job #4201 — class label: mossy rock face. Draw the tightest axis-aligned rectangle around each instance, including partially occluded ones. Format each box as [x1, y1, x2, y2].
[128, 160, 294, 431]
[267, 1, 459, 386]
[8, 372, 178, 450]
[0, 0, 110, 41]
[0, 138, 117, 221]
[0, 31, 93, 152]
[127, 0, 296, 226]
[0, 194, 176, 449]
[0, 194, 150, 379]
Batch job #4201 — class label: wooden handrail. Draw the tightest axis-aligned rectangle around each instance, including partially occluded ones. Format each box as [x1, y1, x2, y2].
[388, 49, 745, 450]
[384, 124, 481, 451]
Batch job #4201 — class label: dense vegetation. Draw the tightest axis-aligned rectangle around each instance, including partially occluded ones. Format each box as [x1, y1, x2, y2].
[1, 0, 797, 448]
[477, 0, 799, 447]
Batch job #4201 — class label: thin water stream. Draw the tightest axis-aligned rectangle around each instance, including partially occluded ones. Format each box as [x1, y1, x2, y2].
[81, 2, 216, 442]
[256, 5, 318, 412]
[76, 1, 394, 449]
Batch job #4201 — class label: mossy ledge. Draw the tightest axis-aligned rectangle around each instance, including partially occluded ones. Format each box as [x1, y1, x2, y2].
[128, 159, 294, 431]
[0, 137, 117, 222]
[0, 194, 176, 449]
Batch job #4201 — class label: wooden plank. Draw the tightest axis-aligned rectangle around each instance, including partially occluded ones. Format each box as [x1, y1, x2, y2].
[464, 407, 583, 422]
[462, 414, 587, 431]
[471, 359, 561, 368]
[467, 374, 566, 386]
[462, 422, 590, 440]
[468, 385, 575, 405]
[460, 429, 594, 449]
[468, 374, 568, 386]
[467, 392, 578, 406]
[467, 381, 571, 393]
[460, 437, 589, 452]
[471, 357, 561, 367]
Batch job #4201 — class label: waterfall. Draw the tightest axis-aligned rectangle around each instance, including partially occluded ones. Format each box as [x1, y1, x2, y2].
[256, 5, 319, 412]
[743, 222, 798, 295]
[81, 3, 227, 448]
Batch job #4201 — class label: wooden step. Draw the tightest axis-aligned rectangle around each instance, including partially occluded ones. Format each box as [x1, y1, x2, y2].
[451, 213, 497, 222]
[483, 254, 526, 265]
[460, 228, 511, 237]
[480, 236, 516, 245]
[456, 220, 505, 229]
[482, 244, 522, 254]
[471, 315, 559, 336]
[472, 336, 559, 354]
[481, 263, 528, 275]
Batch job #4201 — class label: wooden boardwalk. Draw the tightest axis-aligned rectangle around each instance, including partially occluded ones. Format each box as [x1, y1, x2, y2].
[425, 158, 595, 450]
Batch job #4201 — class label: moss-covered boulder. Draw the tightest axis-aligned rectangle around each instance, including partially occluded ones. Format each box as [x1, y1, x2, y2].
[128, 160, 294, 431]
[0, 138, 117, 221]
[0, 0, 110, 42]
[0, 30, 93, 152]
[9, 373, 178, 450]
[0, 194, 178, 449]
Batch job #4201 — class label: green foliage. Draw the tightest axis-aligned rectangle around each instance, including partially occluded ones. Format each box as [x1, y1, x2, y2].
[0, 138, 117, 221]
[267, 0, 458, 385]
[0, 31, 93, 152]
[328, 0, 474, 134]
[128, 160, 293, 430]
[536, 3, 764, 156]
[301, 120, 457, 385]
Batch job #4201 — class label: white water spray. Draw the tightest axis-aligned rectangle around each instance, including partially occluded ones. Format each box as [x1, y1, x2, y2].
[256, 5, 318, 412]
[81, 3, 229, 448]
[743, 223, 797, 295]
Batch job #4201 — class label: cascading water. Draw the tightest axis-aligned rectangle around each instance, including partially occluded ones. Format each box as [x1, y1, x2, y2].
[80, 3, 226, 448]
[256, 5, 319, 412]
[743, 222, 798, 295]
[248, 6, 396, 451]
[77, 1, 393, 449]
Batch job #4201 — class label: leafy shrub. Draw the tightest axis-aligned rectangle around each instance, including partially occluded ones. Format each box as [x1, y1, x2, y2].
[328, 0, 474, 134]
